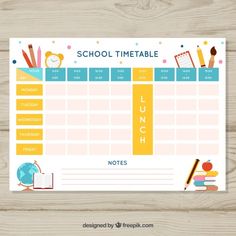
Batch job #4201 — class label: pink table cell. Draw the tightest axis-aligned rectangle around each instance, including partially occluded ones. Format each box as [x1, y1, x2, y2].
[111, 144, 131, 155]
[110, 129, 131, 140]
[89, 114, 109, 125]
[176, 129, 196, 140]
[89, 84, 109, 96]
[67, 114, 88, 125]
[199, 129, 219, 140]
[45, 99, 65, 111]
[67, 129, 88, 141]
[67, 84, 88, 96]
[89, 144, 109, 155]
[44, 84, 66, 96]
[155, 99, 175, 111]
[155, 144, 175, 155]
[89, 129, 109, 140]
[45, 129, 65, 141]
[199, 114, 219, 126]
[176, 84, 197, 96]
[176, 144, 196, 155]
[110, 99, 131, 110]
[45, 114, 65, 125]
[110, 114, 131, 126]
[155, 84, 175, 96]
[199, 99, 219, 111]
[45, 144, 66, 155]
[176, 114, 197, 125]
[67, 144, 87, 155]
[110, 84, 131, 96]
[199, 144, 219, 155]
[176, 99, 196, 111]
[155, 129, 175, 141]
[67, 99, 87, 111]
[90, 100, 109, 110]
[155, 114, 175, 125]
[199, 84, 219, 96]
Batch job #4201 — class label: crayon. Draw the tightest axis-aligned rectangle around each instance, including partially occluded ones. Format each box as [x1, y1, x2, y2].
[22, 50, 33, 68]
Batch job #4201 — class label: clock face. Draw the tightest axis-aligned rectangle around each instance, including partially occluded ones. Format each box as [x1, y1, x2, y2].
[46, 55, 61, 68]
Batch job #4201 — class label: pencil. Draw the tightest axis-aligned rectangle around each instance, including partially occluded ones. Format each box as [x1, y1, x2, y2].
[197, 45, 206, 67]
[184, 159, 200, 190]
[37, 47, 41, 68]
[28, 44, 37, 67]
[22, 50, 33, 68]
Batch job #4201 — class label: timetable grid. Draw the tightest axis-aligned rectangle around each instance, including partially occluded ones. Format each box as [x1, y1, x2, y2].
[15, 67, 220, 157]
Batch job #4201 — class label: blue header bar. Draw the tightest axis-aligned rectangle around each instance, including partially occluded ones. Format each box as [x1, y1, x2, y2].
[199, 68, 219, 81]
[67, 68, 87, 81]
[23, 67, 220, 82]
[176, 68, 196, 81]
[155, 68, 175, 81]
[46, 68, 66, 81]
[89, 68, 109, 81]
[111, 68, 131, 81]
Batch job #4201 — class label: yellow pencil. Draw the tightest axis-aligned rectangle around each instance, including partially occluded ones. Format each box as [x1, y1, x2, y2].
[197, 45, 206, 67]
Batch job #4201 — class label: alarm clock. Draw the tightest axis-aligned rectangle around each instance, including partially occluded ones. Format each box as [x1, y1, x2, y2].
[45, 51, 64, 68]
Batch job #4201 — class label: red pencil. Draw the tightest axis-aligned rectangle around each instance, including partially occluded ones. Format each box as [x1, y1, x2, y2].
[22, 50, 33, 68]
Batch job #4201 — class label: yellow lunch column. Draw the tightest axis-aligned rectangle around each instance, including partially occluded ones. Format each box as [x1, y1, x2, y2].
[16, 68, 43, 155]
[132, 68, 153, 155]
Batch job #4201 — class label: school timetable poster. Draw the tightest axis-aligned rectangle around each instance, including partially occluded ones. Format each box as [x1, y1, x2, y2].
[9, 38, 226, 191]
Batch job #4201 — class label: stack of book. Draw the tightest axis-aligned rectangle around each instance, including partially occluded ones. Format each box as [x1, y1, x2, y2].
[193, 170, 218, 191]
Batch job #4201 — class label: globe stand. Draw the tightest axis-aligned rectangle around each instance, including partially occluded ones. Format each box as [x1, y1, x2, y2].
[22, 186, 33, 191]
[18, 183, 34, 191]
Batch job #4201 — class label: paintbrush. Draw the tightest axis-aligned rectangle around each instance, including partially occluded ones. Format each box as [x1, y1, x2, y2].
[208, 46, 217, 68]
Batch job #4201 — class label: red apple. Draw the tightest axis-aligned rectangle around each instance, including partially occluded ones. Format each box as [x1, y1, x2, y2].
[202, 160, 213, 171]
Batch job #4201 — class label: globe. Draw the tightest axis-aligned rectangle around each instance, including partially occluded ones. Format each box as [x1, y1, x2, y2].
[17, 162, 40, 186]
